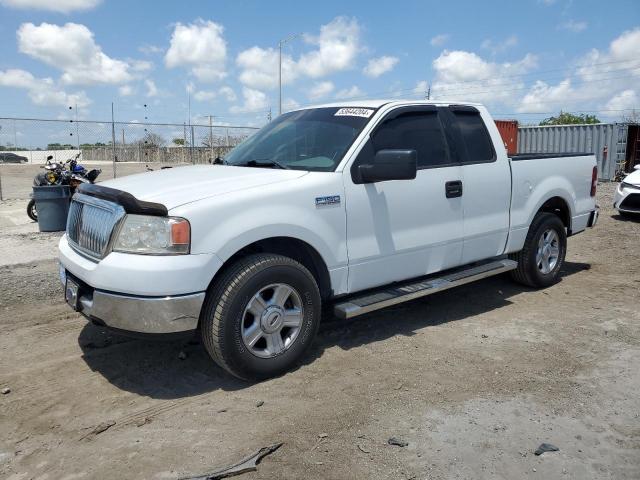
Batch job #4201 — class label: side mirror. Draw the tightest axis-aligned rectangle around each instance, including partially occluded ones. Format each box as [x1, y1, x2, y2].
[358, 149, 417, 183]
[47, 155, 53, 161]
[634, 164, 640, 171]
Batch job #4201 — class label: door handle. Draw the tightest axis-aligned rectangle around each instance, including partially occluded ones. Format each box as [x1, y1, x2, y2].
[445, 180, 463, 198]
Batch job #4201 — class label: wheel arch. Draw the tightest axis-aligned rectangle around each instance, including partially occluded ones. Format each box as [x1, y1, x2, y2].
[536, 195, 572, 233]
[207, 236, 332, 302]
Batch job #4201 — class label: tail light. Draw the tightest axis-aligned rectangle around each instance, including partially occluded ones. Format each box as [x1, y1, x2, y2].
[590, 166, 598, 197]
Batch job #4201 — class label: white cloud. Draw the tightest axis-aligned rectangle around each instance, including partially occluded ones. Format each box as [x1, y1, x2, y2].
[413, 80, 429, 97]
[308, 81, 335, 100]
[335, 85, 364, 99]
[605, 90, 638, 111]
[432, 50, 537, 105]
[517, 27, 640, 113]
[297, 16, 361, 78]
[0, 0, 100, 13]
[138, 44, 163, 55]
[118, 85, 134, 96]
[481, 35, 518, 55]
[194, 90, 216, 102]
[144, 79, 158, 97]
[230, 87, 269, 113]
[282, 97, 300, 112]
[236, 46, 297, 90]
[235, 16, 361, 91]
[165, 20, 227, 82]
[0, 68, 90, 108]
[218, 86, 236, 102]
[430, 34, 450, 47]
[130, 60, 153, 72]
[559, 20, 588, 33]
[18, 22, 132, 85]
[518, 79, 574, 113]
[363, 55, 399, 78]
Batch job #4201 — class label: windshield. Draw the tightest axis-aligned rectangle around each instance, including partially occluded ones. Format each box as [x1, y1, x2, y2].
[224, 107, 376, 171]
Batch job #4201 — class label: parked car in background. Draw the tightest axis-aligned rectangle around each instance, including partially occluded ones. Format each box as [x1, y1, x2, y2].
[0, 152, 28, 163]
[614, 165, 640, 217]
[59, 100, 599, 381]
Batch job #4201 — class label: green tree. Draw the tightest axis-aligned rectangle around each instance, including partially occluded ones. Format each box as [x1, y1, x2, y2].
[172, 138, 185, 146]
[539, 111, 601, 126]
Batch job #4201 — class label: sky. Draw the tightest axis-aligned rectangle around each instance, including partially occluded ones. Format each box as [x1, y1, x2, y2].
[0, 0, 639, 131]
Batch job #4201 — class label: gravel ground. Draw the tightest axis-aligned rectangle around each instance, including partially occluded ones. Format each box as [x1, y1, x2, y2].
[0, 182, 638, 480]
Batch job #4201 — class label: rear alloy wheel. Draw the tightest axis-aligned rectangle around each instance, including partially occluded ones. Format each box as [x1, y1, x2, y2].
[536, 229, 561, 274]
[201, 254, 321, 381]
[510, 212, 567, 288]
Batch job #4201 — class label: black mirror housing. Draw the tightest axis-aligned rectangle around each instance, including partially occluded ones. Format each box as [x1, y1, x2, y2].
[358, 149, 417, 183]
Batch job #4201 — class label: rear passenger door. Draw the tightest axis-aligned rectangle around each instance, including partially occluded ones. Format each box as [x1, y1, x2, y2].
[344, 106, 464, 293]
[445, 106, 511, 264]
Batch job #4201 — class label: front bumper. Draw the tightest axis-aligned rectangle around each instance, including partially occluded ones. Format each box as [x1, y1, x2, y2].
[614, 183, 640, 213]
[62, 269, 205, 333]
[58, 235, 221, 334]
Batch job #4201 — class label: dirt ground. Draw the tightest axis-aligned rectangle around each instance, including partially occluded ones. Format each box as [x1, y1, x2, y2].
[0, 162, 190, 200]
[0, 182, 638, 480]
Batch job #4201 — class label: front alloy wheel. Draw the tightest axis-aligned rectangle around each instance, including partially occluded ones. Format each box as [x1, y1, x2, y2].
[200, 254, 321, 381]
[241, 283, 304, 358]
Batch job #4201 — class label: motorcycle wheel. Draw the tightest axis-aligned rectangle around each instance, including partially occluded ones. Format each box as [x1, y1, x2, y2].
[27, 199, 38, 222]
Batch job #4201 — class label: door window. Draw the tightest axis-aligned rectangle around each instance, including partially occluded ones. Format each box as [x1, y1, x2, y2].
[371, 111, 451, 169]
[449, 109, 496, 164]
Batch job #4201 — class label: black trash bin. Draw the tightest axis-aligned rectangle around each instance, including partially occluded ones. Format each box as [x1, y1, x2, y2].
[32, 185, 71, 232]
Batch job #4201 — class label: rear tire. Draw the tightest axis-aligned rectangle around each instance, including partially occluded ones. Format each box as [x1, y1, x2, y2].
[200, 254, 321, 381]
[510, 212, 567, 288]
[27, 199, 37, 222]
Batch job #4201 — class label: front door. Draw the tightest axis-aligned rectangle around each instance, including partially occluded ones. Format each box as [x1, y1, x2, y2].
[343, 106, 465, 293]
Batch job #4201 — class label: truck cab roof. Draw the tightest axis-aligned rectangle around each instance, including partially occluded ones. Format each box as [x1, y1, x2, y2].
[293, 99, 484, 111]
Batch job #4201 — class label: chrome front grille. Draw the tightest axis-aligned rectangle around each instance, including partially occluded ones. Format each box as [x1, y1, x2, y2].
[66, 193, 126, 260]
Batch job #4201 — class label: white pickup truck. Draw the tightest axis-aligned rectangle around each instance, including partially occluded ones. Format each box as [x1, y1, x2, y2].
[59, 100, 599, 380]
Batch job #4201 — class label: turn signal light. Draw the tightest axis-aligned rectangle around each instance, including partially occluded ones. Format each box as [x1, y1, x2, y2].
[590, 166, 598, 197]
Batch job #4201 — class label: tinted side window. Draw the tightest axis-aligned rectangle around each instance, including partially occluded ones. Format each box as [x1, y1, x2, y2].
[451, 111, 495, 163]
[372, 111, 450, 168]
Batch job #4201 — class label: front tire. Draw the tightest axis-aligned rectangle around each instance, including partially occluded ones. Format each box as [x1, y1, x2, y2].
[510, 212, 567, 288]
[27, 199, 37, 222]
[200, 254, 321, 381]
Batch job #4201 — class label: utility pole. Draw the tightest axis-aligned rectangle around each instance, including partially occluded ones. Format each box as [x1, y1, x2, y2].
[278, 33, 300, 116]
[111, 102, 117, 179]
[426, 82, 432, 100]
[208, 115, 214, 162]
[267, 108, 272, 122]
[75, 103, 79, 150]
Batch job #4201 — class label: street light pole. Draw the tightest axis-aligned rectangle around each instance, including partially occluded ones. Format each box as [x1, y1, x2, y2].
[278, 40, 282, 116]
[278, 33, 300, 116]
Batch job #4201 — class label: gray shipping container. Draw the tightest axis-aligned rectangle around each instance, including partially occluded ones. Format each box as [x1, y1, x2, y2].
[517, 123, 629, 181]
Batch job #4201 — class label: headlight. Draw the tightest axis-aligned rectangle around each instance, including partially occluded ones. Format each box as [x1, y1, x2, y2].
[113, 214, 190, 255]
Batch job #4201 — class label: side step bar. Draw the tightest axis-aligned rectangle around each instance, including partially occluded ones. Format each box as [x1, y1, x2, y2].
[333, 259, 518, 319]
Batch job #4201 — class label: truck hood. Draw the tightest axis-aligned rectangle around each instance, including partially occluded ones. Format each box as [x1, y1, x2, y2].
[99, 165, 308, 210]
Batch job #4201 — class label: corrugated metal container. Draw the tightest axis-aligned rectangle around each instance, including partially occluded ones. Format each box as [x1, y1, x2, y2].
[517, 123, 629, 181]
[495, 120, 519, 155]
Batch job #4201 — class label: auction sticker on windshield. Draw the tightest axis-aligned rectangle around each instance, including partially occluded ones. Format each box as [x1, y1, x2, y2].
[334, 108, 374, 118]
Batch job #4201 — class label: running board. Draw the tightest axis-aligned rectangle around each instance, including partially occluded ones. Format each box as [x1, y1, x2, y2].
[333, 259, 517, 319]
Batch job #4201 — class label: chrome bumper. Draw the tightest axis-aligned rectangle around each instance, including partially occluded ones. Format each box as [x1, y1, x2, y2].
[77, 289, 205, 334]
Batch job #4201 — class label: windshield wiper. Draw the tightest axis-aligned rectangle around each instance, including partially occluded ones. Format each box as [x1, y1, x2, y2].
[243, 159, 290, 170]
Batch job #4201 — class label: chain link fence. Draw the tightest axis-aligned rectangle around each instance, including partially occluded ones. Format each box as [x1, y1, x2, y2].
[0, 117, 259, 200]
